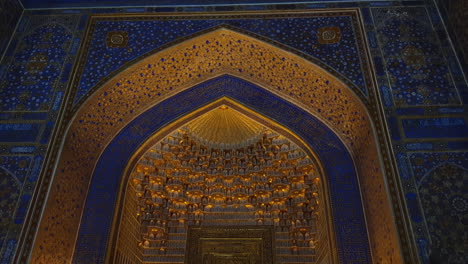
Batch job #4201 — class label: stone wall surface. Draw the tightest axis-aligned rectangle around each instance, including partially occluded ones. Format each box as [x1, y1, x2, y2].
[0, 1, 467, 263]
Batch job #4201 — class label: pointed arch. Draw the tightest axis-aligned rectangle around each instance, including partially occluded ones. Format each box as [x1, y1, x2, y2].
[107, 96, 340, 263]
[31, 28, 402, 263]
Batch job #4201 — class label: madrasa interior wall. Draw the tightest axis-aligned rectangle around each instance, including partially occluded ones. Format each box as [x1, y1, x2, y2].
[0, 1, 467, 263]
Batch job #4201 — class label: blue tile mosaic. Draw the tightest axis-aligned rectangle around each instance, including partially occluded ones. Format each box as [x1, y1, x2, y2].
[0, 123, 41, 142]
[39, 121, 54, 144]
[0, 156, 31, 183]
[387, 116, 401, 140]
[396, 152, 412, 180]
[447, 141, 468, 150]
[21, 112, 48, 120]
[13, 194, 31, 225]
[405, 142, 433, 151]
[0, 24, 72, 111]
[405, 193, 423, 223]
[0, 240, 17, 264]
[0, 12, 85, 261]
[372, 7, 460, 106]
[401, 117, 468, 138]
[409, 152, 468, 185]
[9, 146, 36, 154]
[417, 160, 467, 263]
[75, 14, 366, 104]
[26, 156, 43, 183]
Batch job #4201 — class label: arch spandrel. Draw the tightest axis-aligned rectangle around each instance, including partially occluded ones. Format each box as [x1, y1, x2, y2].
[32, 28, 401, 263]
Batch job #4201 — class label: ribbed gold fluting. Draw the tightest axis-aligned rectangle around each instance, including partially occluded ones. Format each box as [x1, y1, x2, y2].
[186, 105, 265, 149]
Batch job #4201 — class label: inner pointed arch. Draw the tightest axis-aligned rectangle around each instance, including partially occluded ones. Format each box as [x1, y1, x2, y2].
[110, 97, 337, 263]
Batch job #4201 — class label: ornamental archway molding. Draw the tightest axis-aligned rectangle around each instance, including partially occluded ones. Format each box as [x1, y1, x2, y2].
[30, 28, 402, 263]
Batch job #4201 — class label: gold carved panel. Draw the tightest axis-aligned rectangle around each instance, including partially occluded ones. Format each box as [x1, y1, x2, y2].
[186, 226, 275, 264]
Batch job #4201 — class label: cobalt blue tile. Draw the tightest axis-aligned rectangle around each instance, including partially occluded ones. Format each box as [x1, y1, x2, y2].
[27, 156, 44, 183]
[10, 146, 36, 154]
[406, 193, 423, 223]
[387, 116, 401, 140]
[40, 121, 55, 144]
[22, 112, 48, 120]
[447, 141, 468, 150]
[14, 194, 32, 225]
[0, 123, 41, 142]
[402, 118, 468, 138]
[396, 108, 425, 115]
[406, 142, 433, 150]
[438, 107, 464, 113]
[396, 152, 412, 179]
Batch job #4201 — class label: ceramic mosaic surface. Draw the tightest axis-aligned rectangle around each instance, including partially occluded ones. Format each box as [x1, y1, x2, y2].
[0, 12, 84, 263]
[410, 152, 468, 264]
[0, 1, 467, 263]
[74, 14, 367, 105]
[372, 7, 460, 106]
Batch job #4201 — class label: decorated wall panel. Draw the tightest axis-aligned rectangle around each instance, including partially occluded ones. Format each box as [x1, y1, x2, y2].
[73, 12, 369, 105]
[0, 12, 85, 262]
[0, 0, 22, 58]
[363, 2, 468, 263]
[0, 1, 466, 263]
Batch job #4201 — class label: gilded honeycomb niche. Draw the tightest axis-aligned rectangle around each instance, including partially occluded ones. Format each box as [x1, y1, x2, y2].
[115, 106, 334, 264]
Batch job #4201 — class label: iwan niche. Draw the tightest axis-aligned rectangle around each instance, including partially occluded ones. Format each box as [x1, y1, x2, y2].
[113, 103, 336, 264]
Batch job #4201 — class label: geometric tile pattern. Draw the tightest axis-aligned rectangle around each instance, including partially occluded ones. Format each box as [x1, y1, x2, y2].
[75, 14, 367, 105]
[372, 7, 460, 106]
[419, 164, 468, 264]
[410, 152, 468, 185]
[1, 24, 71, 111]
[0, 12, 83, 263]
